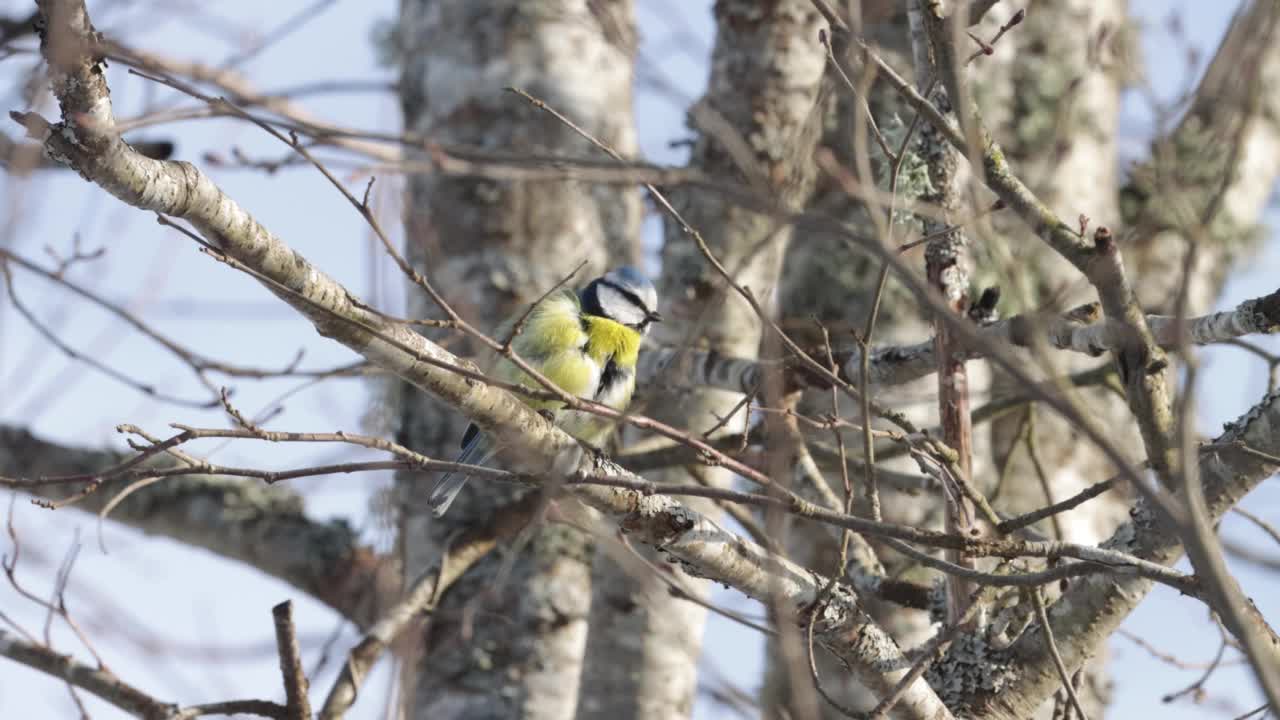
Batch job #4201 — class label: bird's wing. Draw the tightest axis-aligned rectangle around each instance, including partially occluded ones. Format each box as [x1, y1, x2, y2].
[427, 425, 497, 517]
[432, 289, 597, 515]
[485, 290, 579, 357]
[495, 289, 598, 410]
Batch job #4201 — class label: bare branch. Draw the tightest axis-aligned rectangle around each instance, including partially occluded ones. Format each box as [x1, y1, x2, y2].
[0, 425, 393, 627]
[638, 288, 1280, 396]
[20, 3, 948, 715]
[974, 388, 1280, 718]
[1029, 588, 1090, 720]
[0, 628, 287, 720]
[271, 601, 312, 720]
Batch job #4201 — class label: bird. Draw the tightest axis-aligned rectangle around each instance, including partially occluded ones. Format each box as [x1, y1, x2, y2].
[427, 266, 662, 517]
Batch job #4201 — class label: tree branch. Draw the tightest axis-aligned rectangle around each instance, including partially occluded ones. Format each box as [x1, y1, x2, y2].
[969, 388, 1280, 718]
[637, 289, 1280, 395]
[19, 3, 950, 717]
[0, 629, 287, 720]
[271, 601, 311, 720]
[0, 425, 394, 628]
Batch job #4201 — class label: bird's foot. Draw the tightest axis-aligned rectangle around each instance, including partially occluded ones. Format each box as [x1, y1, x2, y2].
[583, 444, 611, 466]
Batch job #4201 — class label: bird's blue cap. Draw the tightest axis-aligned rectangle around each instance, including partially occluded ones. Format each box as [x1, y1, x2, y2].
[611, 266, 653, 292]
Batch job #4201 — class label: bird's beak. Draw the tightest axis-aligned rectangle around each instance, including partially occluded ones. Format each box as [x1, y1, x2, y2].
[647, 310, 663, 323]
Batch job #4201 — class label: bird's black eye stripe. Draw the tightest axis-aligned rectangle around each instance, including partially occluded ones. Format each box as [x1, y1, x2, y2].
[599, 279, 650, 315]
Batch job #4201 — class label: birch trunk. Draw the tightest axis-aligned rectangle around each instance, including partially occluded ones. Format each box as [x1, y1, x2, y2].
[770, 12, 943, 715]
[975, 3, 1131, 716]
[395, 2, 639, 717]
[577, 3, 829, 719]
[12, 1, 1280, 718]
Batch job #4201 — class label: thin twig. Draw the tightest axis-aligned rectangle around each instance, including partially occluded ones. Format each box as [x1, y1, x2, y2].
[1026, 410, 1065, 540]
[501, 260, 586, 351]
[997, 477, 1120, 535]
[817, 28, 895, 164]
[1031, 587, 1090, 720]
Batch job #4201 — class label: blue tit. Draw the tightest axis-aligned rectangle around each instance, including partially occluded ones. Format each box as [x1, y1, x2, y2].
[427, 266, 662, 516]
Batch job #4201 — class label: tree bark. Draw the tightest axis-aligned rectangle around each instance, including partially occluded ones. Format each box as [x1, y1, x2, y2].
[769, 0, 1277, 717]
[976, 3, 1132, 715]
[15, 0, 1280, 717]
[579, 3, 830, 719]
[770, 7, 945, 717]
[982, 0, 1280, 714]
[395, 1, 639, 717]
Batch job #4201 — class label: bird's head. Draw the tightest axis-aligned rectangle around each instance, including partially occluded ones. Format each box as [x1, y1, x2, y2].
[581, 266, 662, 334]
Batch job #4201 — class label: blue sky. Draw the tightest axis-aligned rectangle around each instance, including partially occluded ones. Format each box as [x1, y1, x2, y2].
[1, 1, 1277, 718]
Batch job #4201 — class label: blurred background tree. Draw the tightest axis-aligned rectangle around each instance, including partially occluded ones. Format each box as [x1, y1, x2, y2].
[2, 1, 1279, 719]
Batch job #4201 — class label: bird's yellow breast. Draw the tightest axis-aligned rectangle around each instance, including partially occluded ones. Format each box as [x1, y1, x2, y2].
[481, 290, 645, 446]
[582, 315, 642, 369]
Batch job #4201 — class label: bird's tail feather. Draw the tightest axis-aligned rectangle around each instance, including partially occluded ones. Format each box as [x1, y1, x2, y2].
[428, 428, 495, 517]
